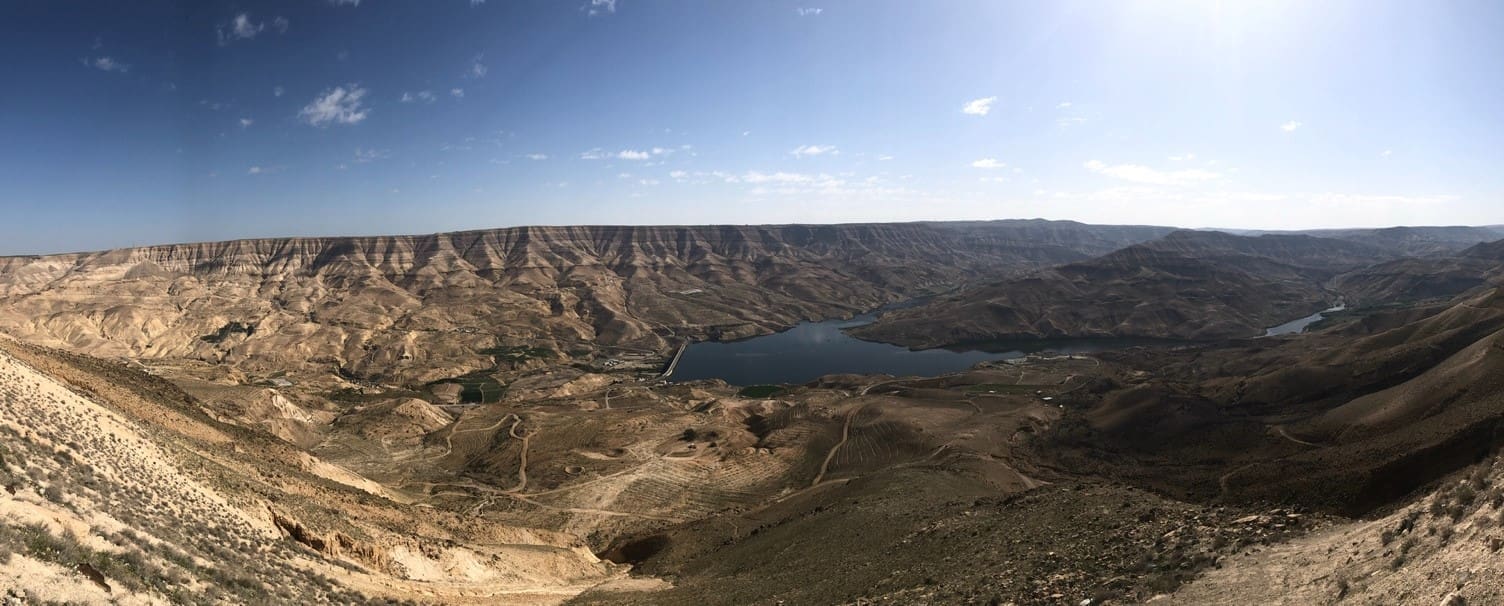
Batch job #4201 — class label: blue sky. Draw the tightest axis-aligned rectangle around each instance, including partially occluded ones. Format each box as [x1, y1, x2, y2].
[2, 0, 1503, 255]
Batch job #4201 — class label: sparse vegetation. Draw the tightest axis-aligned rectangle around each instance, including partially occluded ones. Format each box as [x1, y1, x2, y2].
[480, 344, 555, 363]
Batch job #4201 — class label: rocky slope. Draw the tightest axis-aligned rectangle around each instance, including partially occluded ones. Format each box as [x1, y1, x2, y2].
[0, 221, 1171, 385]
[1298, 225, 1504, 257]
[0, 337, 623, 604]
[852, 230, 1383, 347]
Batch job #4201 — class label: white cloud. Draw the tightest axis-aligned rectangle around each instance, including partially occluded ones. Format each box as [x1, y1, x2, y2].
[1056, 101, 1072, 109]
[669, 170, 688, 180]
[877, 155, 894, 161]
[468, 54, 487, 78]
[617, 150, 651, 160]
[354, 147, 390, 163]
[1056, 116, 1086, 127]
[230, 14, 262, 38]
[791, 144, 838, 158]
[525, 153, 549, 160]
[400, 90, 436, 103]
[218, 13, 286, 45]
[1281, 120, 1302, 132]
[328, 0, 360, 5]
[1084, 159, 1220, 186]
[273, 85, 285, 97]
[238, 118, 253, 128]
[298, 84, 369, 127]
[970, 158, 1006, 169]
[1168, 153, 1196, 161]
[85, 56, 130, 73]
[450, 88, 465, 98]
[247, 166, 265, 175]
[639, 179, 660, 186]
[796, 8, 823, 16]
[587, 0, 616, 16]
[471, 0, 486, 6]
[962, 96, 997, 116]
[1381, 149, 1393, 158]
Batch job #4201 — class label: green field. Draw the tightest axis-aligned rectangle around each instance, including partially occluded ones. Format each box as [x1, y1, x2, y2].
[428, 373, 506, 404]
[737, 385, 785, 398]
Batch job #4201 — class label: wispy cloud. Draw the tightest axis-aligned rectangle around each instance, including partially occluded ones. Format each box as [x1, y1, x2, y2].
[238, 118, 254, 128]
[1056, 101, 1072, 109]
[400, 90, 436, 103]
[328, 0, 360, 6]
[273, 85, 285, 97]
[962, 96, 997, 116]
[218, 13, 287, 45]
[1084, 159, 1219, 186]
[354, 147, 390, 163]
[970, 158, 1006, 169]
[468, 54, 487, 79]
[586, 0, 616, 16]
[450, 88, 465, 98]
[1280, 120, 1302, 132]
[247, 166, 269, 175]
[796, 8, 823, 16]
[1167, 153, 1196, 161]
[525, 153, 549, 160]
[581, 147, 672, 161]
[740, 171, 818, 184]
[299, 84, 369, 127]
[791, 144, 838, 158]
[83, 56, 130, 73]
[470, 0, 486, 6]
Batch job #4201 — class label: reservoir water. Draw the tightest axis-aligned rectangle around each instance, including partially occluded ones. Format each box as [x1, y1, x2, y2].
[1263, 303, 1347, 337]
[670, 313, 1161, 386]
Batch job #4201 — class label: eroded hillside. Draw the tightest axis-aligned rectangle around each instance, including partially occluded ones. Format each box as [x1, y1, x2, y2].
[0, 221, 1171, 386]
[853, 230, 1389, 347]
[6, 223, 1504, 604]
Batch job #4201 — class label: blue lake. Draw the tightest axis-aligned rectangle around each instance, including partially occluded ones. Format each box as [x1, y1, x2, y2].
[670, 314, 1158, 386]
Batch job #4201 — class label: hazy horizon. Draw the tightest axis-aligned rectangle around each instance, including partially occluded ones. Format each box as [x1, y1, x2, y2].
[4, 0, 1503, 255]
[6, 217, 1504, 258]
